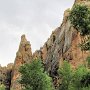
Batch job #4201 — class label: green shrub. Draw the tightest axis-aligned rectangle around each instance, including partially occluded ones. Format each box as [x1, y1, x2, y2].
[69, 4, 90, 51]
[58, 61, 90, 90]
[81, 72, 90, 88]
[69, 4, 90, 36]
[82, 86, 90, 90]
[73, 65, 89, 90]
[19, 59, 54, 90]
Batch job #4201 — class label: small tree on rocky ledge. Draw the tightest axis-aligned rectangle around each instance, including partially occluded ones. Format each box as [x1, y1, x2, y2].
[19, 59, 54, 90]
[69, 4, 90, 36]
[69, 4, 90, 51]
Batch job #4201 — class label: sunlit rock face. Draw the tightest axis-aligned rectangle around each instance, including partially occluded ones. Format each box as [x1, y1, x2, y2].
[11, 35, 32, 90]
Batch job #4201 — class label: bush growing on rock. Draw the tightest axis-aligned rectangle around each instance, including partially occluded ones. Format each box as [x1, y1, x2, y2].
[69, 4, 90, 51]
[69, 4, 90, 36]
[69, 5, 90, 36]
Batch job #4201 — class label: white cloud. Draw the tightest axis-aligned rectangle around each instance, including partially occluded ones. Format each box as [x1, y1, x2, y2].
[0, 0, 75, 66]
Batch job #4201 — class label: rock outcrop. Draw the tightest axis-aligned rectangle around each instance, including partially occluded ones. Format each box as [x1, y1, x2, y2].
[0, 63, 13, 90]
[11, 35, 32, 90]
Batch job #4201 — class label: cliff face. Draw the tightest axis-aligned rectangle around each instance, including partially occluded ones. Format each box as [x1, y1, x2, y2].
[33, 0, 90, 84]
[11, 35, 32, 90]
[33, 10, 75, 75]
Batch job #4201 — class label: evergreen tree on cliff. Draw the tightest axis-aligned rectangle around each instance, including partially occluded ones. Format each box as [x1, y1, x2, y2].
[69, 4, 90, 50]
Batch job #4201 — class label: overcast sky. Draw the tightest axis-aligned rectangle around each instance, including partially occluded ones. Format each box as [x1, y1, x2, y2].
[0, 0, 75, 66]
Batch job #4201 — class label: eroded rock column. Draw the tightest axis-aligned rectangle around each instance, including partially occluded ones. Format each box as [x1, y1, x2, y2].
[11, 35, 32, 90]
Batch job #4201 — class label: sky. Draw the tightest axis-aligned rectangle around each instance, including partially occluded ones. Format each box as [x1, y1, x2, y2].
[0, 0, 75, 66]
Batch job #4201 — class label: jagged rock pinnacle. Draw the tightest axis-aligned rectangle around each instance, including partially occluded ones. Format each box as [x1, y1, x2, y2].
[11, 35, 32, 90]
[21, 34, 27, 42]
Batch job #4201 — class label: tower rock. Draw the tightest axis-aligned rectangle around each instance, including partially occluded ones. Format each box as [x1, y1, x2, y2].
[11, 35, 32, 90]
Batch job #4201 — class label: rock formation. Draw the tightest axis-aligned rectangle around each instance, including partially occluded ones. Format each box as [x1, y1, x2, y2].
[11, 35, 32, 90]
[33, 0, 90, 86]
[0, 63, 13, 90]
[0, 0, 90, 89]
[11, 0, 90, 89]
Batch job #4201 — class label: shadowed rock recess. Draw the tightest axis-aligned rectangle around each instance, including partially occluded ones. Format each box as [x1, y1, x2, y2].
[0, 0, 90, 90]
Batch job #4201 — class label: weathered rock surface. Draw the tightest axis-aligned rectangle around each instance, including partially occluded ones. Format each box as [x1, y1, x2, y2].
[33, 0, 90, 85]
[0, 63, 13, 90]
[11, 35, 32, 90]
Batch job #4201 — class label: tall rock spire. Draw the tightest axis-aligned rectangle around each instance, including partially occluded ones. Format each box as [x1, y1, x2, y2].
[11, 35, 32, 90]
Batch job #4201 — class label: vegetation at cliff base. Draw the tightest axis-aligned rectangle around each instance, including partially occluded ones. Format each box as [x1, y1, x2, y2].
[19, 59, 90, 90]
[58, 61, 73, 90]
[58, 61, 90, 90]
[19, 59, 54, 90]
